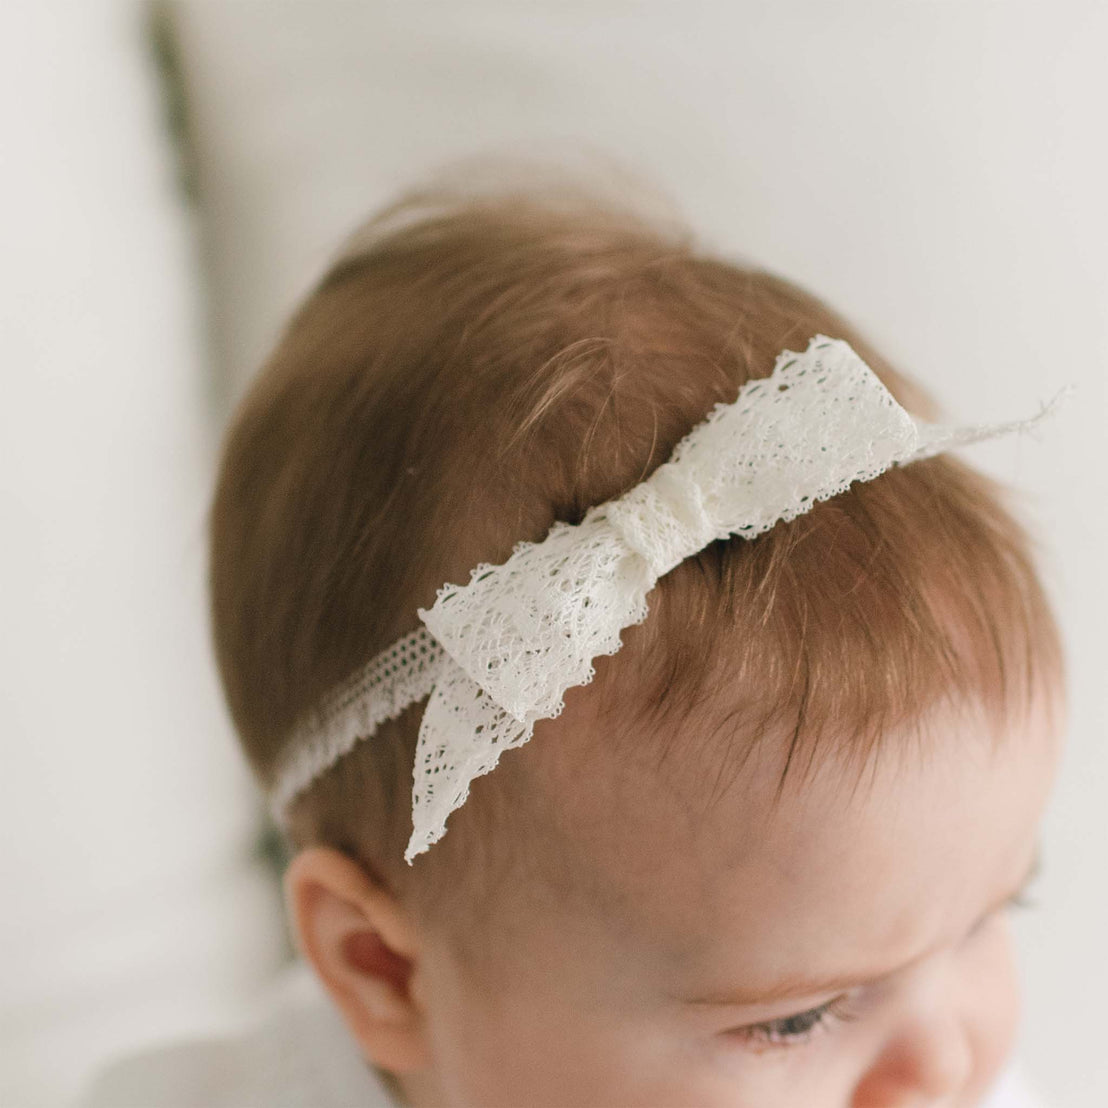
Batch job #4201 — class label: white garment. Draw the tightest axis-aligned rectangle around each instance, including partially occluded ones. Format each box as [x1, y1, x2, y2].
[76, 962, 401, 1108]
[78, 960, 1047, 1108]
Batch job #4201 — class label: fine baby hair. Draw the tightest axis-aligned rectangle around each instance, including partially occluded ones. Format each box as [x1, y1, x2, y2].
[208, 171, 1067, 948]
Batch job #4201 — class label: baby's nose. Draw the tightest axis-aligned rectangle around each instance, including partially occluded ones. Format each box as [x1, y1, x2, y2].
[851, 1009, 974, 1107]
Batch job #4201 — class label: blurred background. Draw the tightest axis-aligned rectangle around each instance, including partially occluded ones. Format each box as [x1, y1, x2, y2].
[1, 2, 1104, 1105]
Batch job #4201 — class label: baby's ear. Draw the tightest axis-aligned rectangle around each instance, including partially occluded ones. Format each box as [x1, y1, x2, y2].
[284, 847, 431, 1074]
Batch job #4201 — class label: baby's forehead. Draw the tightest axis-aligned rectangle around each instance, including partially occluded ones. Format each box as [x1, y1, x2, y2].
[503, 682, 1058, 971]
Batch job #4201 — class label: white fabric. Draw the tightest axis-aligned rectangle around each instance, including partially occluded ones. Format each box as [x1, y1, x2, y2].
[75, 956, 1047, 1108]
[270, 335, 1069, 863]
[983, 1064, 1053, 1108]
[76, 961, 402, 1108]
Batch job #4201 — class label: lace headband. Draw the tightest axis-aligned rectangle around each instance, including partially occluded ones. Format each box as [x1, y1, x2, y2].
[269, 335, 1070, 863]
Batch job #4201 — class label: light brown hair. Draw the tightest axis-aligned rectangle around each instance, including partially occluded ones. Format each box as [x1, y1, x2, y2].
[208, 175, 1064, 961]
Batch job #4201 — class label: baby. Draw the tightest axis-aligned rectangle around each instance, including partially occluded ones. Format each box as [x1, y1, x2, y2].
[199, 177, 1064, 1106]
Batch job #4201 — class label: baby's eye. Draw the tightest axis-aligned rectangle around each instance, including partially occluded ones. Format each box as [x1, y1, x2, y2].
[727, 993, 858, 1049]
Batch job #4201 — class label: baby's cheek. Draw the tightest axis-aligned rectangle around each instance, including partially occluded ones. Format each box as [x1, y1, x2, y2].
[432, 998, 675, 1107]
[964, 915, 1022, 1104]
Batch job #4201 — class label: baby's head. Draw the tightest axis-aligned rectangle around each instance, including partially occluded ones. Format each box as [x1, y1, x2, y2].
[209, 178, 1066, 1106]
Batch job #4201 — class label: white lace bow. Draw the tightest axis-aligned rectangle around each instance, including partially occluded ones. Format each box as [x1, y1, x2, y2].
[270, 335, 1069, 862]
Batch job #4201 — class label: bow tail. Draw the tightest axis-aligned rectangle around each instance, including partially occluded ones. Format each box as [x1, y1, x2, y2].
[406, 652, 533, 863]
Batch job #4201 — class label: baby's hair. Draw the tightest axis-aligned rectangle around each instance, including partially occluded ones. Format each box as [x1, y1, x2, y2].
[208, 171, 1064, 970]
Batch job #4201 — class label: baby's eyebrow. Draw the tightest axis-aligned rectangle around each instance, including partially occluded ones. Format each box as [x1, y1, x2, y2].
[683, 846, 1041, 1009]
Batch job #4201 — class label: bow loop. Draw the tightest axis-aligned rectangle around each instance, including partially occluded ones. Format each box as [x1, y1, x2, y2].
[418, 511, 653, 725]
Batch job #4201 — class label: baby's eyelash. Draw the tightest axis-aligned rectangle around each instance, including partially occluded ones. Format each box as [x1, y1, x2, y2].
[1008, 852, 1043, 913]
[728, 993, 859, 1050]
[1006, 885, 1039, 911]
[979, 876, 1041, 931]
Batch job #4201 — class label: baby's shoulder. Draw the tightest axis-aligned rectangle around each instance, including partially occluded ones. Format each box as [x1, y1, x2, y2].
[77, 962, 401, 1108]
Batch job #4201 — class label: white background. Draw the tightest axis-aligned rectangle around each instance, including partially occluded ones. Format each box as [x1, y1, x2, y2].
[2, 2, 1104, 1104]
